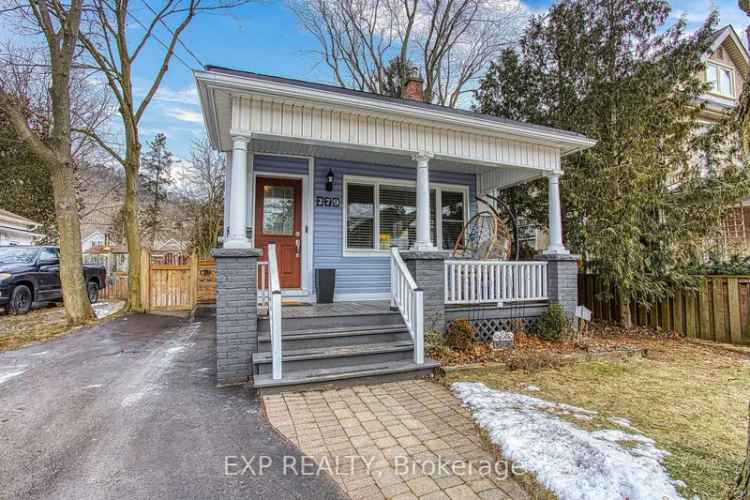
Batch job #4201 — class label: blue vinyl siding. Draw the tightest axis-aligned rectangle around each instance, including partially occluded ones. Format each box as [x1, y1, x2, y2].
[252, 154, 476, 298]
[313, 158, 476, 298]
[254, 154, 309, 175]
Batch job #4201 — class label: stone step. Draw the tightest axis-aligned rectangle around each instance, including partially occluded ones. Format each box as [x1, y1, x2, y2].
[257, 325, 412, 351]
[252, 341, 415, 375]
[253, 358, 441, 394]
[257, 311, 403, 333]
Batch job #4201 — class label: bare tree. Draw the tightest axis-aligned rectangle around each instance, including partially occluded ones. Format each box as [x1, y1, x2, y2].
[289, 0, 526, 106]
[75, 0, 245, 312]
[180, 136, 225, 257]
[0, 0, 95, 323]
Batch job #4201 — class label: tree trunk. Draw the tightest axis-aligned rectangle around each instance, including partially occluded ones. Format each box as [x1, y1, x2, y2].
[50, 163, 96, 324]
[730, 402, 750, 500]
[124, 149, 143, 312]
[618, 289, 632, 328]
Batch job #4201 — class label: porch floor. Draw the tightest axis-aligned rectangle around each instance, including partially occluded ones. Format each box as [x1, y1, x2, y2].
[280, 300, 392, 319]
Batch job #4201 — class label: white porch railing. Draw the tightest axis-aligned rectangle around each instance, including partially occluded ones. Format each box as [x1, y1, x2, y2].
[444, 260, 548, 305]
[390, 248, 424, 364]
[257, 260, 269, 310]
[267, 244, 283, 380]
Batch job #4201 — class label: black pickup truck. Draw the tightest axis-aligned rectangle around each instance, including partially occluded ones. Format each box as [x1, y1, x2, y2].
[0, 246, 107, 315]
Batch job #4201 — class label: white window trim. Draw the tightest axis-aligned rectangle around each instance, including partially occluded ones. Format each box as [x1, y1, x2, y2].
[342, 174, 470, 257]
[705, 61, 736, 99]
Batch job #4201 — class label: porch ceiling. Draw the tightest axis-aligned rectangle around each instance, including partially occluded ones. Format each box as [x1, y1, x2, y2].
[251, 137, 544, 190]
[195, 66, 596, 191]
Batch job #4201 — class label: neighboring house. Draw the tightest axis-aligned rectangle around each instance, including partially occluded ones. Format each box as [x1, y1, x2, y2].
[696, 25, 750, 255]
[81, 230, 107, 251]
[0, 209, 42, 246]
[195, 66, 595, 388]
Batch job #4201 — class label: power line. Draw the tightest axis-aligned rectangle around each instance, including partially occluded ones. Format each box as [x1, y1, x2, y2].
[139, 0, 205, 68]
[123, 9, 194, 71]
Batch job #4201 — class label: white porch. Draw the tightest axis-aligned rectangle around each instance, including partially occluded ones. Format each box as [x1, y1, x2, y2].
[197, 66, 595, 388]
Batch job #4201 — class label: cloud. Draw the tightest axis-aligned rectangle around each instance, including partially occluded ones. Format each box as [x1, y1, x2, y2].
[164, 107, 204, 124]
[154, 85, 199, 105]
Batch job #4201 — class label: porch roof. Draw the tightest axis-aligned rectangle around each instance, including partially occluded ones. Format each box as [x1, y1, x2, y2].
[195, 66, 596, 190]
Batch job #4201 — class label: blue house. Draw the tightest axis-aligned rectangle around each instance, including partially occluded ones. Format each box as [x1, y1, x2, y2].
[195, 67, 595, 390]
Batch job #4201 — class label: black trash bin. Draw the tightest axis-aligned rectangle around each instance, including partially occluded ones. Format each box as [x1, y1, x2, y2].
[316, 268, 336, 304]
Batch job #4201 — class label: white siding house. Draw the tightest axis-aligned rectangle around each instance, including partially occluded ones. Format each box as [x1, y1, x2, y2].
[0, 209, 42, 246]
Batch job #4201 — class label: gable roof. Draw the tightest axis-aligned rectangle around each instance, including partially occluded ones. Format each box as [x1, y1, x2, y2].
[707, 25, 750, 77]
[198, 65, 596, 158]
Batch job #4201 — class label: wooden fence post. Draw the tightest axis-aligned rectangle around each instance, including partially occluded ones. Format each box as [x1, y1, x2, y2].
[140, 247, 150, 313]
[713, 278, 727, 343]
[699, 279, 711, 340]
[191, 252, 199, 308]
[729, 277, 742, 344]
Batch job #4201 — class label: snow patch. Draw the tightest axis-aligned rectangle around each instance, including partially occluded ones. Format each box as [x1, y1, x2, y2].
[93, 301, 123, 319]
[30, 351, 48, 357]
[608, 416, 636, 430]
[519, 383, 541, 392]
[452, 382, 684, 500]
[0, 370, 25, 385]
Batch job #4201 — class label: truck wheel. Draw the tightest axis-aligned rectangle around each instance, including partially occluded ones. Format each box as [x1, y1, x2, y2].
[8, 285, 32, 315]
[87, 281, 99, 304]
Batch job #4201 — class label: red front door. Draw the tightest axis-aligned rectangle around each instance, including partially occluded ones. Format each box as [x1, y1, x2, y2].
[255, 177, 303, 289]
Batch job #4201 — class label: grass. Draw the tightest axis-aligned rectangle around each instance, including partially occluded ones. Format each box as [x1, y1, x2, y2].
[0, 301, 124, 351]
[444, 339, 750, 499]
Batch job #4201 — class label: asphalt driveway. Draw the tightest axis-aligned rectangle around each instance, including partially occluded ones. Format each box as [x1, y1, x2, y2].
[0, 314, 345, 500]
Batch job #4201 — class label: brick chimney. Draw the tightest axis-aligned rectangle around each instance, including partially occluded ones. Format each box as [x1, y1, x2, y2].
[403, 75, 424, 102]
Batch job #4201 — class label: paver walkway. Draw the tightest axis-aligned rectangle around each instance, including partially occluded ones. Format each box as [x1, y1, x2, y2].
[263, 380, 528, 500]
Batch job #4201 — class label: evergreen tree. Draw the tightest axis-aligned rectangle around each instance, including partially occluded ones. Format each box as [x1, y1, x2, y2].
[139, 133, 173, 246]
[0, 113, 57, 242]
[475, 0, 750, 326]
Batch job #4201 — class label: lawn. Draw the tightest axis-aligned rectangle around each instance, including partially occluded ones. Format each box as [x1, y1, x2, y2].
[0, 301, 124, 351]
[444, 335, 750, 499]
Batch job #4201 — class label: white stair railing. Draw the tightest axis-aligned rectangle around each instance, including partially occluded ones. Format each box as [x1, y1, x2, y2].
[267, 243, 282, 380]
[444, 260, 548, 305]
[390, 247, 424, 365]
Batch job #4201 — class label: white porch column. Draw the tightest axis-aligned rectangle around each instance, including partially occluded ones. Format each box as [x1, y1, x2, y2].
[224, 135, 251, 249]
[544, 172, 569, 255]
[412, 152, 435, 251]
[223, 151, 232, 239]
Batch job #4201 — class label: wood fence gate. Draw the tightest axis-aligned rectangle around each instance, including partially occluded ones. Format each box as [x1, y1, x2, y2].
[99, 249, 217, 313]
[579, 274, 750, 346]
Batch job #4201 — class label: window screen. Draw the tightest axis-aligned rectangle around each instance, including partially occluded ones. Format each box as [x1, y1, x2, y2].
[347, 184, 375, 249]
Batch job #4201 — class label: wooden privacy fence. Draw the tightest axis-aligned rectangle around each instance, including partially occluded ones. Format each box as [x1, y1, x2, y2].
[99, 271, 128, 301]
[101, 249, 217, 313]
[579, 274, 750, 346]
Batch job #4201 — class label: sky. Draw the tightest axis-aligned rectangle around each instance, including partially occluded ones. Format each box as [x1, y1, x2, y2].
[4, 0, 748, 164]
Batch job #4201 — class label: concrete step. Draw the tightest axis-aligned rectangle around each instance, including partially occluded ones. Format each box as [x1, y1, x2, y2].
[253, 358, 441, 394]
[257, 325, 412, 351]
[252, 341, 414, 375]
[257, 311, 404, 333]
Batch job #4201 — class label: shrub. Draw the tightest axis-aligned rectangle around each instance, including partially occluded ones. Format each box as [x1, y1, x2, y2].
[445, 320, 477, 352]
[530, 304, 572, 341]
[425, 329, 452, 359]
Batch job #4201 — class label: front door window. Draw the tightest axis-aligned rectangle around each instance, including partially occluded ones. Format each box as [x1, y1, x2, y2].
[262, 186, 295, 235]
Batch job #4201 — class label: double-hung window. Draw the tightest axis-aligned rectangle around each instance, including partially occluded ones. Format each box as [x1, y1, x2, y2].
[706, 62, 735, 98]
[344, 177, 468, 254]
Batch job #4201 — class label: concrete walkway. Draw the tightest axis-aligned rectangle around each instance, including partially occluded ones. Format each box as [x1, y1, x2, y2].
[263, 380, 527, 500]
[0, 314, 344, 500]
